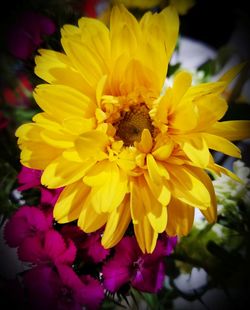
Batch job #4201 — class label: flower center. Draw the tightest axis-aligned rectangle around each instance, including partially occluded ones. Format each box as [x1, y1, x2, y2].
[115, 105, 153, 146]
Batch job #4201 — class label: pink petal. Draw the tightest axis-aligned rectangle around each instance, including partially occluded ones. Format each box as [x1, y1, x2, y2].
[17, 167, 41, 191]
[44, 230, 76, 265]
[80, 275, 104, 309]
[57, 264, 83, 291]
[17, 235, 43, 262]
[102, 260, 131, 293]
[132, 261, 165, 293]
[4, 206, 51, 247]
[83, 233, 110, 263]
[24, 265, 59, 310]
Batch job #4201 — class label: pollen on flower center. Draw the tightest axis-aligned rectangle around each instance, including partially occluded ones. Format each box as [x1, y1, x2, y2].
[115, 105, 153, 146]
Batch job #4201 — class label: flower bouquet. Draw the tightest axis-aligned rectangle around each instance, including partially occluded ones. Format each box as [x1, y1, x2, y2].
[1, 0, 250, 309]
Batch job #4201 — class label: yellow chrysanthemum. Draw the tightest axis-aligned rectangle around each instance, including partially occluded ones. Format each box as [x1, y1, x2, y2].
[16, 5, 250, 253]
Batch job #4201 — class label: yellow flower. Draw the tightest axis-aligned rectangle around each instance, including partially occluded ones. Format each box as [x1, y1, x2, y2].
[16, 5, 250, 253]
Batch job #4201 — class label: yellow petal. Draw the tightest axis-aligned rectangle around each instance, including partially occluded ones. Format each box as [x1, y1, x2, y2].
[144, 172, 171, 205]
[54, 180, 90, 223]
[33, 113, 61, 130]
[110, 4, 140, 62]
[74, 131, 109, 161]
[184, 81, 226, 100]
[210, 163, 243, 183]
[16, 123, 42, 141]
[102, 195, 131, 248]
[19, 142, 61, 170]
[172, 71, 192, 105]
[33, 84, 95, 121]
[116, 147, 137, 172]
[62, 117, 96, 135]
[61, 37, 105, 88]
[135, 129, 153, 153]
[202, 133, 241, 158]
[83, 161, 127, 213]
[137, 176, 168, 233]
[152, 141, 174, 161]
[207, 121, 250, 141]
[130, 178, 145, 223]
[78, 202, 108, 233]
[62, 148, 85, 163]
[175, 134, 210, 167]
[166, 197, 194, 236]
[195, 95, 228, 130]
[147, 205, 167, 234]
[41, 156, 94, 188]
[168, 164, 211, 209]
[140, 6, 179, 89]
[40, 129, 75, 149]
[134, 215, 158, 253]
[77, 17, 111, 69]
[147, 154, 163, 185]
[34, 49, 94, 96]
[170, 100, 198, 132]
[189, 167, 217, 223]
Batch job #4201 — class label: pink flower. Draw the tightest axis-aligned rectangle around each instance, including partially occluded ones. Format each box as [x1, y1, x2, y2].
[24, 264, 104, 310]
[40, 187, 63, 209]
[18, 229, 76, 265]
[79, 274, 104, 309]
[17, 166, 63, 218]
[7, 11, 56, 60]
[17, 166, 42, 191]
[61, 225, 109, 264]
[4, 206, 52, 248]
[102, 235, 177, 293]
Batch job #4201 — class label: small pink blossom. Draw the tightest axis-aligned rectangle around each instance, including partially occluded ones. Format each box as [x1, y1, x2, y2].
[102, 235, 177, 293]
[4, 206, 52, 248]
[24, 264, 104, 310]
[17, 166, 63, 217]
[61, 226, 109, 264]
[17, 166, 42, 191]
[40, 187, 63, 209]
[18, 229, 76, 265]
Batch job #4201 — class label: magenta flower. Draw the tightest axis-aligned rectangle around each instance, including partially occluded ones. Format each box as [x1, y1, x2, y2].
[80, 274, 105, 309]
[4, 206, 52, 248]
[17, 166, 63, 218]
[102, 235, 177, 293]
[23, 264, 104, 310]
[7, 10, 56, 60]
[61, 225, 109, 264]
[40, 187, 63, 209]
[18, 229, 76, 265]
[17, 166, 42, 191]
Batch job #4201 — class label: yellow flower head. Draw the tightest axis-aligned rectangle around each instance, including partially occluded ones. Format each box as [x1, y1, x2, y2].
[16, 5, 250, 253]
